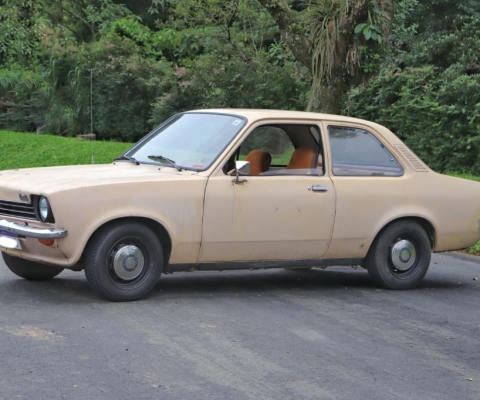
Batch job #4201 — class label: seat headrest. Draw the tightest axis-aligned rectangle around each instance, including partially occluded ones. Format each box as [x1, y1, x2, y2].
[245, 150, 272, 175]
[287, 147, 317, 169]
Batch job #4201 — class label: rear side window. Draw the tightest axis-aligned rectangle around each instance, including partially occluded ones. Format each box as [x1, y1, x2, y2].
[328, 126, 403, 176]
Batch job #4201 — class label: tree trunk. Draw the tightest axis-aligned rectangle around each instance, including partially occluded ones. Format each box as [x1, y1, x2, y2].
[259, 0, 393, 115]
[307, 75, 345, 115]
[36, 124, 46, 135]
[308, 27, 349, 115]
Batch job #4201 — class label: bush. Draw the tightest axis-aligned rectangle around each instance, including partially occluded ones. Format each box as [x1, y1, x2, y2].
[346, 3, 480, 174]
[0, 37, 174, 141]
[88, 38, 173, 141]
[150, 48, 309, 124]
[347, 66, 480, 173]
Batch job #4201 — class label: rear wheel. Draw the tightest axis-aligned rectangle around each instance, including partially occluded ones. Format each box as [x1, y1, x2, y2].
[365, 221, 431, 289]
[84, 221, 164, 301]
[2, 252, 64, 280]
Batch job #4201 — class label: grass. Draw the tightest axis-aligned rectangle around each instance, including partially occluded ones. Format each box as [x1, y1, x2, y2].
[446, 171, 480, 182]
[1, 130, 480, 255]
[0, 130, 132, 171]
[466, 242, 480, 256]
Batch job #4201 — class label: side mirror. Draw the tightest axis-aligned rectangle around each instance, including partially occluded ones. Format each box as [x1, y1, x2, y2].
[233, 160, 250, 184]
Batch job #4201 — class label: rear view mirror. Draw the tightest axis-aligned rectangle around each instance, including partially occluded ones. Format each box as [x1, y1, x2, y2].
[233, 160, 250, 184]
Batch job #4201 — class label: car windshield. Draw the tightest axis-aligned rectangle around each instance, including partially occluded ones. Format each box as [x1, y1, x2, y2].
[125, 113, 246, 171]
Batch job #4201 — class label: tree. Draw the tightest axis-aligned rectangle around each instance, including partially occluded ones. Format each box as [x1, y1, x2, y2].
[148, 0, 309, 121]
[37, 0, 131, 43]
[0, 0, 41, 65]
[257, 0, 394, 114]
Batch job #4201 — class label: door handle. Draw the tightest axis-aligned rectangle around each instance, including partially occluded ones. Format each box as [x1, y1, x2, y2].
[307, 185, 328, 192]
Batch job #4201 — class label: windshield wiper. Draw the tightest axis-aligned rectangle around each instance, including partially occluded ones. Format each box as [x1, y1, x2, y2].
[114, 155, 139, 165]
[148, 155, 183, 171]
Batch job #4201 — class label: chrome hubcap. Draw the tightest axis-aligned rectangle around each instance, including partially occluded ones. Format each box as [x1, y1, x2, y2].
[112, 245, 145, 281]
[391, 240, 416, 271]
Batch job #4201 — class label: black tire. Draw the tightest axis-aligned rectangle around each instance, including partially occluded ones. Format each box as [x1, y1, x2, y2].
[83, 221, 164, 301]
[365, 221, 431, 290]
[2, 252, 64, 280]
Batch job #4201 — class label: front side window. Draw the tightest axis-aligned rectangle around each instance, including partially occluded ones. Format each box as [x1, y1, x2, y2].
[328, 126, 403, 176]
[224, 124, 323, 176]
[239, 126, 294, 166]
[126, 113, 246, 171]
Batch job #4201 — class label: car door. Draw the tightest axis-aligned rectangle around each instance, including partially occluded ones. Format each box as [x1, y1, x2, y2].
[322, 122, 409, 259]
[199, 123, 336, 263]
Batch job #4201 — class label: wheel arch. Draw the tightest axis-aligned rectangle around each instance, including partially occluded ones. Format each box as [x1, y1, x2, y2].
[82, 216, 172, 264]
[370, 216, 436, 252]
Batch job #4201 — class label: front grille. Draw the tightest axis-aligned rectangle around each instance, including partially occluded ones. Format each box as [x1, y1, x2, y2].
[0, 199, 36, 220]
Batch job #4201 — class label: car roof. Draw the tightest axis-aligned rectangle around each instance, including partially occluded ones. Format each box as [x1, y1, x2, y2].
[189, 108, 369, 124]
[187, 108, 402, 145]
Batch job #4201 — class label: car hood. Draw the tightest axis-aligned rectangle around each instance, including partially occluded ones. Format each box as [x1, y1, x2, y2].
[0, 163, 201, 198]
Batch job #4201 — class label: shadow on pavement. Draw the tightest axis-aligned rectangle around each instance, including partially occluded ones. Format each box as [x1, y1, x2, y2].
[0, 266, 466, 303]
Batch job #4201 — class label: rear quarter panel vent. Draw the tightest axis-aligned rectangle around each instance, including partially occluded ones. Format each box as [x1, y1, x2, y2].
[393, 144, 429, 172]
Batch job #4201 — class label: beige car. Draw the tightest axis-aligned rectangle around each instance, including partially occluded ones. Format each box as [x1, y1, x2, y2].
[1, 109, 480, 301]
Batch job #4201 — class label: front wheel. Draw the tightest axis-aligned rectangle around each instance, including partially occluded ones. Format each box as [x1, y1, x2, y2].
[84, 222, 164, 301]
[2, 252, 64, 280]
[365, 221, 431, 290]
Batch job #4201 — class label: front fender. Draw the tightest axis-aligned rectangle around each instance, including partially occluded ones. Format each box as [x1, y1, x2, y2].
[49, 177, 207, 265]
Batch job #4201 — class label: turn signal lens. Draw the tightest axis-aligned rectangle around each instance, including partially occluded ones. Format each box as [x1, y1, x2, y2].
[38, 239, 54, 246]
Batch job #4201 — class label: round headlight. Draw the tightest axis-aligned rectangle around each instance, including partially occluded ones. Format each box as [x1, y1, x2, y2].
[39, 196, 51, 222]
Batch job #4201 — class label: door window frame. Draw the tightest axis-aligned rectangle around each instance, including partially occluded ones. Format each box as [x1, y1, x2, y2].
[215, 120, 328, 177]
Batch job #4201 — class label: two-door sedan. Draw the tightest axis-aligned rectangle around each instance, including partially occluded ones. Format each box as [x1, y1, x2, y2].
[1, 109, 480, 301]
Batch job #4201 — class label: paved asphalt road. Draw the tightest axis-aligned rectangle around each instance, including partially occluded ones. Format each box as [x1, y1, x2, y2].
[0, 252, 479, 400]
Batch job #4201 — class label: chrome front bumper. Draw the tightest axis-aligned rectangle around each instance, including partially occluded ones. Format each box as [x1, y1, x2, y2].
[0, 219, 67, 239]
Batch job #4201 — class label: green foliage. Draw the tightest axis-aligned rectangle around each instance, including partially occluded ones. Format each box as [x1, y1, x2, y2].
[2, 0, 479, 172]
[89, 38, 174, 141]
[0, 130, 132, 170]
[346, 0, 480, 174]
[0, 0, 41, 65]
[0, 32, 175, 139]
[37, 0, 131, 42]
[0, 0, 310, 141]
[150, 49, 309, 123]
[0, 65, 47, 132]
[108, 18, 159, 57]
[348, 66, 480, 173]
[149, 0, 309, 122]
